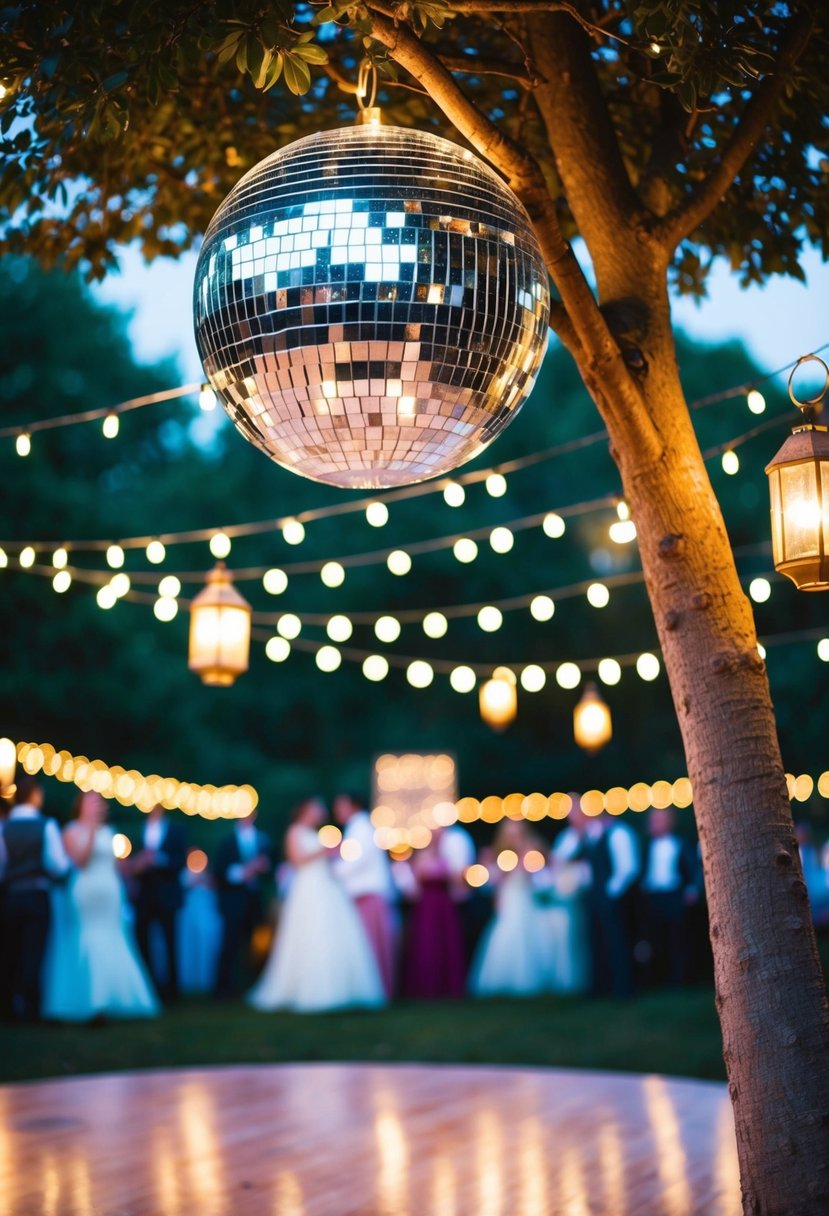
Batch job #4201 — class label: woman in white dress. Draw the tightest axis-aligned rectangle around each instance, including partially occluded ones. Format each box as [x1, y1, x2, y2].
[43, 792, 159, 1021]
[469, 820, 552, 998]
[248, 797, 385, 1013]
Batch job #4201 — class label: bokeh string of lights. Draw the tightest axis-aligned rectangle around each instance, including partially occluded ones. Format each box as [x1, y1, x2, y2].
[7, 740, 258, 820]
[0, 400, 800, 569]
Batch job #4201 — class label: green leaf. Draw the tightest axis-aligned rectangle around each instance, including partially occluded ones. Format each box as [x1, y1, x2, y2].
[293, 43, 328, 65]
[282, 53, 311, 96]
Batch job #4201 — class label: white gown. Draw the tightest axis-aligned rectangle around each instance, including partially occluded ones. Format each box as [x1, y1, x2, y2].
[43, 826, 159, 1021]
[469, 868, 552, 997]
[534, 862, 591, 995]
[248, 826, 385, 1013]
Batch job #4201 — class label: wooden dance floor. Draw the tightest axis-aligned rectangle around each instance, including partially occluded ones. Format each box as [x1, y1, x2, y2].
[0, 1063, 740, 1214]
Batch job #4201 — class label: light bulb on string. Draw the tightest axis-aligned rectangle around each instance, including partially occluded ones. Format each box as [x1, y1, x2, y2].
[489, 526, 514, 554]
[102, 412, 119, 439]
[106, 544, 125, 569]
[817, 639, 829, 662]
[477, 605, 503, 633]
[199, 384, 217, 412]
[636, 652, 661, 681]
[326, 614, 353, 643]
[520, 664, 546, 692]
[423, 612, 448, 639]
[52, 547, 68, 569]
[362, 654, 389, 682]
[449, 665, 476, 694]
[453, 538, 478, 564]
[543, 512, 565, 538]
[52, 570, 71, 594]
[320, 561, 345, 588]
[154, 597, 178, 622]
[0, 548, 7, 568]
[276, 613, 302, 640]
[587, 582, 610, 608]
[365, 501, 389, 527]
[722, 450, 740, 475]
[747, 389, 766, 415]
[16, 432, 31, 457]
[264, 568, 289, 595]
[573, 683, 613, 753]
[530, 594, 554, 622]
[209, 531, 231, 559]
[19, 546, 35, 569]
[387, 549, 412, 576]
[266, 636, 291, 662]
[158, 575, 181, 599]
[110, 573, 130, 598]
[146, 540, 166, 565]
[374, 615, 401, 644]
[97, 584, 117, 610]
[316, 645, 342, 673]
[479, 667, 517, 731]
[443, 482, 466, 508]
[556, 662, 581, 690]
[598, 658, 622, 686]
[281, 518, 305, 546]
[749, 577, 771, 603]
[485, 472, 507, 498]
[407, 660, 434, 689]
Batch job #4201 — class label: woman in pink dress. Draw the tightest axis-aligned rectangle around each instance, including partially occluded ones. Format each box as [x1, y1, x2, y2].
[403, 831, 466, 999]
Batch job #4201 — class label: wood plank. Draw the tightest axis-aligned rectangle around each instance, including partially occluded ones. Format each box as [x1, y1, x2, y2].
[0, 1064, 740, 1215]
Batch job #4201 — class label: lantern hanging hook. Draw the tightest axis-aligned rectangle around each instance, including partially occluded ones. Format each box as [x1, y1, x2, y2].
[788, 353, 829, 422]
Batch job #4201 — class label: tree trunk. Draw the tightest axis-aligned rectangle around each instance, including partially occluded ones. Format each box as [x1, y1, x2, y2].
[595, 287, 829, 1213]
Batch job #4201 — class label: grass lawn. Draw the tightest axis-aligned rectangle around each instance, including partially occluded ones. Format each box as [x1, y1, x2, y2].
[0, 986, 726, 1085]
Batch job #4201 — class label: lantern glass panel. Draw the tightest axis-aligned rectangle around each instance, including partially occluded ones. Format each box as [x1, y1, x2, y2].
[779, 460, 820, 560]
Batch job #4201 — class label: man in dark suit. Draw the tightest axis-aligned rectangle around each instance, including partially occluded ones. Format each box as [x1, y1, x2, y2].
[131, 804, 187, 1002]
[213, 809, 273, 998]
[638, 807, 699, 988]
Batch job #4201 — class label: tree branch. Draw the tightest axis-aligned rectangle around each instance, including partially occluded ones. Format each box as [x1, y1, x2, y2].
[526, 11, 652, 293]
[368, 7, 663, 463]
[659, 7, 816, 248]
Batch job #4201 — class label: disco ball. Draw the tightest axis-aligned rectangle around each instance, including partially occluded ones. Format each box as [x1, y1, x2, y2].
[193, 124, 550, 488]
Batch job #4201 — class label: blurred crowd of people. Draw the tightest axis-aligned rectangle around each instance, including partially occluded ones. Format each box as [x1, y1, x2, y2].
[2, 774, 828, 1022]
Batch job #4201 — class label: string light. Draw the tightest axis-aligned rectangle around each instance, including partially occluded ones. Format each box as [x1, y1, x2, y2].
[449, 665, 476, 693]
[12, 739, 258, 819]
[477, 605, 503, 633]
[387, 549, 412, 576]
[158, 575, 181, 598]
[0, 548, 6, 568]
[263, 567, 289, 595]
[110, 572, 130, 598]
[365, 501, 389, 527]
[16, 433, 31, 457]
[102, 412, 119, 439]
[316, 645, 342, 672]
[96, 585, 117, 610]
[453, 538, 478, 564]
[276, 613, 302, 640]
[598, 657, 622, 686]
[106, 544, 125, 569]
[146, 540, 166, 565]
[489, 526, 514, 554]
[479, 667, 517, 730]
[722, 450, 740, 475]
[556, 662, 581, 690]
[519, 664, 546, 692]
[199, 384, 218, 412]
[423, 611, 448, 639]
[375, 615, 401, 643]
[407, 659, 434, 688]
[817, 639, 829, 661]
[636, 652, 661, 681]
[530, 594, 555, 622]
[326, 614, 353, 643]
[749, 577, 772, 603]
[19, 546, 36, 568]
[209, 531, 231, 559]
[586, 582, 610, 608]
[52, 570, 71, 593]
[320, 561, 345, 588]
[281, 518, 305, 545]
[154, 596, 178, 622]
[362, 654, 389, 681]
[485, 472, 508, 498]
[747, 389, 766, 414]
[443, 482, 466, 507]
[543, 512, 565, 538]
[266, 636, 291, 662]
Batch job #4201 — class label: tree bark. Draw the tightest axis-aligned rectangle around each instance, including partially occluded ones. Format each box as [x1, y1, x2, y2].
[610, 288, 829, 1214]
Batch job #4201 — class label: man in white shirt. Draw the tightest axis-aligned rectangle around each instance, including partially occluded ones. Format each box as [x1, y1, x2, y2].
[570, 801, 640, 998]
[334, 792, 396, 997]
[0, 775, 70, 1021]
[640, 808, 698, 987]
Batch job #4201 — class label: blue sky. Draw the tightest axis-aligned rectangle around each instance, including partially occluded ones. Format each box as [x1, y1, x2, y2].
[93, 244, 829, 390]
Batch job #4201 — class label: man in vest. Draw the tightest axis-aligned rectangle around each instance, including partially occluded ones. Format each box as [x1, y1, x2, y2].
[0, 775, 70, 1021]
[639, 807, 699, 987]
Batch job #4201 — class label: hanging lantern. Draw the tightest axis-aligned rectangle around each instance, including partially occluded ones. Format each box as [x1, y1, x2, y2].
[573, 683, 612, 753]
[766, 355, 829, 591]
[193, 125, 550, 489]
[188, 563, 252, 687]
[479, 667, 517, 732]
[0, 736, 16, 798]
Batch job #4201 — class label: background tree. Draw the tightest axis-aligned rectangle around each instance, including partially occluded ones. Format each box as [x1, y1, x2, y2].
[1, 3, 828, 1209]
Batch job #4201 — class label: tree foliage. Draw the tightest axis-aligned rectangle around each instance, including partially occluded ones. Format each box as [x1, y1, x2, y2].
[0, 1, 826, 291]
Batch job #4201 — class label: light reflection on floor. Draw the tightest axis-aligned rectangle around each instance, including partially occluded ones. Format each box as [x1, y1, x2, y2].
[0, 1063, 740, 1215]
